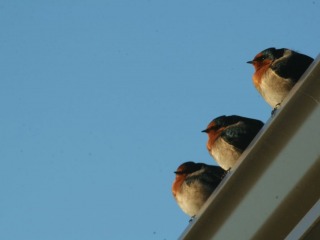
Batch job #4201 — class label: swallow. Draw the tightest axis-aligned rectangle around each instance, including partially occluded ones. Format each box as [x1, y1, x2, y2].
[172, 161, 226, 217]
[247, 47, 314, 109]
[202, 115, 264, 170]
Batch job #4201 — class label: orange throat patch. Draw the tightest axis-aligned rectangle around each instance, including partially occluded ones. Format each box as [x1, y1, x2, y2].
[252, 62, 272, 91]
[172, 175, 186, 197]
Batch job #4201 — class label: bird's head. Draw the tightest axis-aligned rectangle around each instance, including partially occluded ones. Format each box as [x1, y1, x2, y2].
[172, 162, 203, 197]
[174, 161, 202, 176]
[202, 115, 239, 135]
[247, 47, 285, 71]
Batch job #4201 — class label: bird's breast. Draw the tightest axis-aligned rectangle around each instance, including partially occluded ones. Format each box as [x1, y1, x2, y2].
[175, 179, 213, 217]
[259, 69, 295, 108]
[210, 137, 242, 170]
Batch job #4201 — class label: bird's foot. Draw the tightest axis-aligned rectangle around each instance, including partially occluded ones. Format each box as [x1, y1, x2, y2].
[189, 216, 195, 223]
[271, 103, 281, 115]
[222, 168, 231, 178]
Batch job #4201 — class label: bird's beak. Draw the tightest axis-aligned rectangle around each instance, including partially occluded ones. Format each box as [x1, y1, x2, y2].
[201, 129, 208, 133]
[247, 60, 254, 64]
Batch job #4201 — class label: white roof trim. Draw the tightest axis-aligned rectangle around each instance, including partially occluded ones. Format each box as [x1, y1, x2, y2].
[179, 55, 320, 240]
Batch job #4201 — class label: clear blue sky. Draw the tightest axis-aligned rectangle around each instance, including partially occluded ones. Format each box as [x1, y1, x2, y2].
[1, 1, 319, 239]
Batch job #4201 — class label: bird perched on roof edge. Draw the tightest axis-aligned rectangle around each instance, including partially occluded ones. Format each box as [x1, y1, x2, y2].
[247, 47, 314, 110]
[202, 115, 264, 170]
[172, 161, 226, 218]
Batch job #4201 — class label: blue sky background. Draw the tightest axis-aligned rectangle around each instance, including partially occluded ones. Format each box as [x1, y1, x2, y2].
[1, 1, 319, 239]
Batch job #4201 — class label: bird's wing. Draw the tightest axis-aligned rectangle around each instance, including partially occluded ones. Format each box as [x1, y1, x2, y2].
[271, 53, 314, 82]
[205, 166, 227, 180]
[220, 122, 262, 151]
[185, 166, 225, 187]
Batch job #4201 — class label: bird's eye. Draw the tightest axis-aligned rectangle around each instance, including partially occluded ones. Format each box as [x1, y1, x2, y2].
[209, 126, 219, 131]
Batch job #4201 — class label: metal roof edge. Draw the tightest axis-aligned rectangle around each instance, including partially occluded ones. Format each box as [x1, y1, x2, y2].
[179, 55, 320, 240]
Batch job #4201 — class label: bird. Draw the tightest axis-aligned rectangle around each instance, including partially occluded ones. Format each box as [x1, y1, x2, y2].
[247, 47, 314, 110]
[172, 161, 226, 218]
[202, 115, 264, 170]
